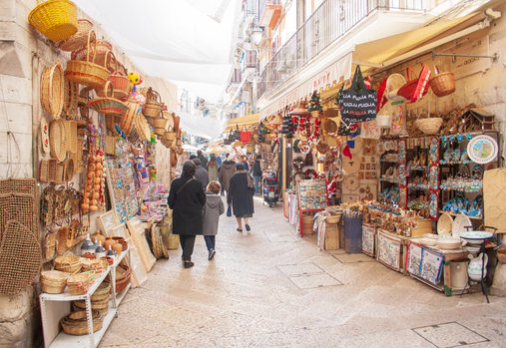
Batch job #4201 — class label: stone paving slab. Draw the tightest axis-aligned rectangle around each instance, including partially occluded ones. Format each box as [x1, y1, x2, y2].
[98, 198, 506, 348]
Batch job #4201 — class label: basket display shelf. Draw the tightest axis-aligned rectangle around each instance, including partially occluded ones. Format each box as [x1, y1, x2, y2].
[40, 247, 131, 348]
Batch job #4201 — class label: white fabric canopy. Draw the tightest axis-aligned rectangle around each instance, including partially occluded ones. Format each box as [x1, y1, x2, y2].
[177, 112, 226, 139]
[73, 0, 241, 103]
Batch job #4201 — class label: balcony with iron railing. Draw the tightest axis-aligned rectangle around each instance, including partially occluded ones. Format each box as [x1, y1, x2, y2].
[257, 0, 429, 100]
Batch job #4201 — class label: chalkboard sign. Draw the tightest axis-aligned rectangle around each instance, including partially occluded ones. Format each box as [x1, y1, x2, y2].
[339, 65, 377, 124]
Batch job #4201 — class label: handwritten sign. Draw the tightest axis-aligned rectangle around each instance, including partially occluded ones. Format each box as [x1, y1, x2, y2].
[339, 91, 377, 124]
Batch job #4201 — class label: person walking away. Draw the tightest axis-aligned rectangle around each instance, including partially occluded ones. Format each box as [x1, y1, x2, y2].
[197, 150, 208, 170]
[216, 154, 222, 167]
[252, 154, 263, 195]
[228, 163, 255, 232]
[218, 154, 236, 197]
[239, 155, 249, 172]
[168, 161, 206, 268]
[207, 155, 219, 182]
[202, 181, 224, 260]
[193, 158, 209, 191]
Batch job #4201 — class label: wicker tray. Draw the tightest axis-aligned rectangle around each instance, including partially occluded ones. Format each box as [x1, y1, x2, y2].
[135, 113, 151, 141]
[62, 78, 78, 118]
[119, 102, 139, 134]
[41, 62, 64, 118]
[49, 119, 67, 162]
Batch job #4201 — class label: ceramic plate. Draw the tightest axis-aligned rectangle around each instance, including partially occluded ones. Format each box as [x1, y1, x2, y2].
[437, 212, 453, 236]
[467, 135, 498, 164]
[342, 158, 360, 175]
[452, 213, 472, 238]
[344, 175, 359, 191]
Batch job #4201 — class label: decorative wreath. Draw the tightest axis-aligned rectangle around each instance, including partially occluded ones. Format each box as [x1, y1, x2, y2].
[304, 169, 318, 179]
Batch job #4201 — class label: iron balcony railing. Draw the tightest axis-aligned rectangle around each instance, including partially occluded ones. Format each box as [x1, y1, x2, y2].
[257, 0, 428, 100]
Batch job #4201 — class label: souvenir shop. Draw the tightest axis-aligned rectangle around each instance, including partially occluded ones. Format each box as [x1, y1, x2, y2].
[0, 4, 182, 347]
[259, 9, 506, 299]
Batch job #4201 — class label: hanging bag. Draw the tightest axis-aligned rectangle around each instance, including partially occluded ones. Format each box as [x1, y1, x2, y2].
[338, 65, 377, 125]
[396, 64, 431, 103]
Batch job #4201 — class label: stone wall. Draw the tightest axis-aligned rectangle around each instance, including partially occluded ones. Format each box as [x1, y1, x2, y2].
[0, 0, 177, 346]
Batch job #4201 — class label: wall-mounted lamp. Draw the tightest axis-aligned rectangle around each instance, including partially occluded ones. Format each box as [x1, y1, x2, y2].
[251, 27, 264, 46]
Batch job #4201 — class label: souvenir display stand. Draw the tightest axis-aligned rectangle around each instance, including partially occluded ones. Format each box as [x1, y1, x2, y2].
[297, 179, 328, 237]
[39, 248, 129, 348]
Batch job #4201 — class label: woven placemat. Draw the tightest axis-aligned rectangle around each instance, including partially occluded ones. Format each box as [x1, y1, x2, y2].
[0, 193, 38, 243]
[0, 178, 37, 198]
[0, 221, 41, 295]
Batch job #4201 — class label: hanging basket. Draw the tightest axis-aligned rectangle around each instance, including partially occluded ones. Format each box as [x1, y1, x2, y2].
[430, 66, 455, 97]
[88, 82, 129, 115]
[49, 119, 67, 162]
[28, 0, 78, 42]
[71, 39, 115, 71]
[397, 64, 431, 103]
[56, 18, 93, 51]
[62, 77, 78, 118]
[415, 117, 443, 135]
[135, 113, 151, 141]
[142, 88, 162, 118]
[153, 117, 169, 130]
[105, 71, 131, 99]
[40, 62, 64, 118]
[119, 102, 139, 134]
[65, 30, 110, 89]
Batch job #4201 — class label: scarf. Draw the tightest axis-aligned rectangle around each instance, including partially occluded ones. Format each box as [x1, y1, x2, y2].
[235, 170, 254, 189]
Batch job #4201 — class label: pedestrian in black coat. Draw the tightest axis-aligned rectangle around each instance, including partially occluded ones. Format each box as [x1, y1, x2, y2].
[168, 161, 206, 268]
[227, 163, 255, 232]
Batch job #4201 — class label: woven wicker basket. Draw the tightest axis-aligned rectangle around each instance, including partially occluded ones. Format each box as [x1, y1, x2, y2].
[142, 88, 162, 118]
[56, 18, 93, 51]
[54, 255, 82, 273]
[28, 0, 78, 42]
[88, 82, 129, 115]
[62, 78, 78, 118]
[103, 71, 131, 99]
[41, 62, 64, 118]
[164, 131, 176, 141]
[44, 231, 57, 259]
[61, 310, 103, 335]
[39, 159, 50, 182]
[105, 136, 116, 155]
[154, 127, 165, 136]
[49, 119, 67, 162]
[41, 270, 70, 294]
[430, 66, 455, 97]
[326, 213, 342, 224]
[65, 30, 110, 89]
[67, 273, 91, 295]
[71, 39, 114, 71]
[135, 113, 151, 141]
[415, 117, 443, 135]
[153, 117, 169, 130]
[119, 102, 139, 134]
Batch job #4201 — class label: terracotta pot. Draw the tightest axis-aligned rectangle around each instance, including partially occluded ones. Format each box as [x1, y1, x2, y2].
[81, 253, 96, 259]
[112, 236, 125, 244]
[100, 256, 114, 266]
[104, 236, 115, 251]
[111, 242, 122, 256]
[93, 231, 106, 246]
[120, 240, 128, 251]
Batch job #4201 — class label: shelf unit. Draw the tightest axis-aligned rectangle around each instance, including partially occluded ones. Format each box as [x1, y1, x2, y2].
[40, 249, 130, 348]
[379, 138, 407, 209]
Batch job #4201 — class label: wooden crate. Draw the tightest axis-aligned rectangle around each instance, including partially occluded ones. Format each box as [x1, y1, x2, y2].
[411, 219, 432, 237]
[325, 224, 340, 250]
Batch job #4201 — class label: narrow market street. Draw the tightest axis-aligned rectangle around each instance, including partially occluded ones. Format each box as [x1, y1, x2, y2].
[99, 198, 506, 348]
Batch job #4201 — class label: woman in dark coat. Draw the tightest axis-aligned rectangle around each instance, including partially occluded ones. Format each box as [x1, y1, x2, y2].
[168, 161, 206, 268]
[227, 163, 255, 232]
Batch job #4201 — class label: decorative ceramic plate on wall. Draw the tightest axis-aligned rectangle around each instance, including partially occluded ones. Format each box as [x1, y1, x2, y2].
[452, 213, 472, 238]
[467, 135, 498, 164]
[437, 212, 453, 235]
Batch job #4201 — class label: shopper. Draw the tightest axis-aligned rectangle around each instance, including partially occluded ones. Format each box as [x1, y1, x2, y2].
[167, 161, 206, 268]
[193, 158, 209, 191]
[207, 155, 219, 182]
[197, 150, 208, 170]
[202, 181, 224, 260]
[252, 154, 262, 195]
[227, 163, 255, 232]
[238, 155, 250, 172]
[218, 153, 236, 197]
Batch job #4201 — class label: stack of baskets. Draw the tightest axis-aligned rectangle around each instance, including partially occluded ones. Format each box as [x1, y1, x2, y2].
[81, 258, 107, 274]
[105, 263, 130, 294]
[66, 270, 95, 296]
[142, 88, 163, 118]
[72, 281, 110, 316]
[41, 270, 70, 294]
[61, 310, 103, 335]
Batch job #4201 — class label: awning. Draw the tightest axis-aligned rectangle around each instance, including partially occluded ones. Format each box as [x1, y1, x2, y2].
[259, 52, 352, 120]
[223, 113, 259, 133]
[352, 13, 483, 69]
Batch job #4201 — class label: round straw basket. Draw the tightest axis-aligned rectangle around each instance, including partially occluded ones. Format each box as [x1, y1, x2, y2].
[67, 273, 91, 295]
[71, 39, 113, 70]
[326, 213, 342, 225]
[415, 118, 443, 135]
[41, 62, 64, 118]
[88, 82, 129, 115]
[106, 71, 131, 99]
[41, 270, 70, 294]
[154, 127, 165, 136]
[65, 31, 110, 89]
[430, 71, 455, 97]
[49, 119, 67, 162]
[61, 310, 103, 335]
[28, 0, 78, 42]
[153, 117, 169, 130]
[56, 18, 93, 52]
[62, 78, 78, 118]
[119, 102, 139, 134]
[54, 255, 82, 273]
[143, 88, 162, 118]
[164, 131, 176, 141]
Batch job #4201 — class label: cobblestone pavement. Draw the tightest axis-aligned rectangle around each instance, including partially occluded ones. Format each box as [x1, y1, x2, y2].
[100, 197, 506, 348]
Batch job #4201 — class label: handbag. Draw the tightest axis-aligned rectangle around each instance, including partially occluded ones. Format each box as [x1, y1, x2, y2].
[338, 65, 377, 125]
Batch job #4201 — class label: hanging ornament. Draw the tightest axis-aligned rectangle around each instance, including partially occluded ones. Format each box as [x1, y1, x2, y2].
[307, 91, 323, 118]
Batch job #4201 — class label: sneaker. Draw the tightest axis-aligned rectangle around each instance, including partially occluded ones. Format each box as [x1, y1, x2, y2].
[208, 249, 216, 260]
[245, 224, 251, 232]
